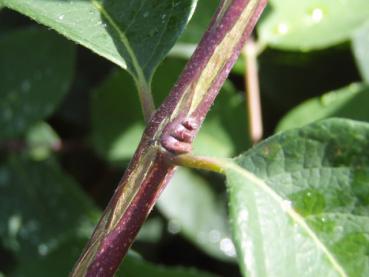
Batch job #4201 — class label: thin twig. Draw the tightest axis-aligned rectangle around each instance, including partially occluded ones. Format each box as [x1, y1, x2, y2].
[243, 37, 263, 144]
[71, 1, 267, 276]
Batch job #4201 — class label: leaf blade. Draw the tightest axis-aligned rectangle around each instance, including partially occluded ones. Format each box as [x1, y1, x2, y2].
[3, 0, 197, 81]
[276, 83, 369, 132]
[225, 162, 346, 277]
[259, 0, 369, 50]
[0, 27, 75, 139]
[225, 119, 369, 276]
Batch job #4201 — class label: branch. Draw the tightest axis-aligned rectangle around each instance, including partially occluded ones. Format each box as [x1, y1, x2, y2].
[71, 1, 267, 276]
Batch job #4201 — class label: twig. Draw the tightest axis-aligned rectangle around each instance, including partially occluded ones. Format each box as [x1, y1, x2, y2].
[243, 37, 263, 144]
[71, 1, 267, 276]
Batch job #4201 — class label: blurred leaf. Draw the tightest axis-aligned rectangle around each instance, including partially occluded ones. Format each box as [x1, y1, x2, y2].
[14, 235, 215, 277]
[12, 236, 88, 277]
[25, 122, 61, 161]
[179, 0, 218, 44]
[157, 168, 235, 261]
[0, 27, 75, 139]
[193, 82, 250, 157]
[118, 251, 217, 277]
[136, 218, 163, 243]
[3, 0, 197, 81]
[169, 0, 218, 59]
[277, 83, 369, 132]
[91, 58, 250, 163]
[90, 69, 143, 163]
[0, 157, 99, 275]
[353, 21, 369, 83]
[259, 0, 369, 50]
[226, 119, 369, 276]
[90, 58, 189, 163]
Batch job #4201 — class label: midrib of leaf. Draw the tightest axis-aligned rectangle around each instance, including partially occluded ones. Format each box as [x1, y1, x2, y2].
[91, 0, 147, 85]
[224, 161, 348, 277]
[239, 176, 268, 275]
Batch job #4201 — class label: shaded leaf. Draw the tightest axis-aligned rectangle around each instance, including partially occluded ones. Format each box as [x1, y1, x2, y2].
[0, 157, 99, 275]
[3, 0, 197, 81]
[25, 122, 61, 161]
[157, 168, 235, 261]
[277, 83, 369, 132]
[90, 69, 143, 163]
[12, 237, 88, 277]
[118, 251, 217, 277]
[135, 218, 164, 243]
[352, 21, 369, 83]
[226, 119, 369, 276]
[259, 0, 369, 50]
[0, 27, 75, 139]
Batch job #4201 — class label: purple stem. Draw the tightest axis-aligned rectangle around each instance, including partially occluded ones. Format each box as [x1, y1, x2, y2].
[71, 1, 267, 276]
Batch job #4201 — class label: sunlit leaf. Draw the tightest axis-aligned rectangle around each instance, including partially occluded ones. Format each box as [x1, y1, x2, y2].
[3, 0, 197, 82]
[226, 119, 369, 276]
[259, 0, 369, 50]
[352, 21, 369, 83]
[277, 83, 369, 132]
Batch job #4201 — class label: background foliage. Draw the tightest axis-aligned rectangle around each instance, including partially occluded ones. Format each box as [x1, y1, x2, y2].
[1, 0, 369, 276]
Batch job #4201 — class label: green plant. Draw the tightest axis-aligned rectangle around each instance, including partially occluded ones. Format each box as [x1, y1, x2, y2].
[1, 0, 369, 276]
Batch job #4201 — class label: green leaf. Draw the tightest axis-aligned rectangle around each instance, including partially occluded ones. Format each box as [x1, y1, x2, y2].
[169, 0, 218, 60]
[157, 168, 235, 261]
[277, 83, 369, 132]
[25, 122, 61, 161]
[0, 27, 75, 139]
[193, 81, 250, 157]
[118, 252, 216, 277]
[353, 22, 369, 83]
[3, 0, 197, 82]
[135, 218, 163, 243]
[259, 0, 369, 50]
[91, 58, 250, 162]
[12, 237, 88, 277]
[178, 0, 218, 44]
[225, 119, 369, 276]
[90, 69, 143, 163]
[0, 157, 99, 275]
